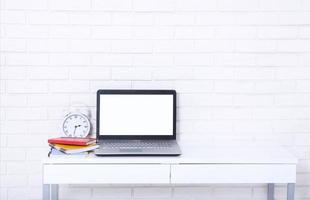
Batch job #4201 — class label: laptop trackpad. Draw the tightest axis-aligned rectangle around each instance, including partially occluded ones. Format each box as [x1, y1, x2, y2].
[119, 149, 143, 152]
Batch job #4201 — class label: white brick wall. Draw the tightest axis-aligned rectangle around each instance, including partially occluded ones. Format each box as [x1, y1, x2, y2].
[1, 0, 310, 199]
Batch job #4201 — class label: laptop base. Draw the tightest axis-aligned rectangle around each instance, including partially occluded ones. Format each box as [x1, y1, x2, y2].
[95, 140, 181, 156]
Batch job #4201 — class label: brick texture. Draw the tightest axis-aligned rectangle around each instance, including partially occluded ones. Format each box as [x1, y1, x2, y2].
[1, 0, 310, 199]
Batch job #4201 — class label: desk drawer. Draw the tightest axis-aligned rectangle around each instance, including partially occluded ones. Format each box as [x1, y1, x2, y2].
[171, 164, 296, 184]
[44, 164, 170, 184]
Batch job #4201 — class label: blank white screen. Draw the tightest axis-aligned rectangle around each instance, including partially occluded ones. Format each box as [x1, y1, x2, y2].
[99, 94, 173, 135]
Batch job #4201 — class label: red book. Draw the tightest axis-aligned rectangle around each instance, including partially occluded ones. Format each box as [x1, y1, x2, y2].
[48, 137, 96, 146]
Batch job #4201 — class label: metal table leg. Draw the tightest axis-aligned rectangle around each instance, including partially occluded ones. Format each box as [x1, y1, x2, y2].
[51, 184, 59, 200]
[43, 184, 50, 200]
[287, 183, 295, 200]
[267, 183, 275, 200]
[43, 184, 58, 200]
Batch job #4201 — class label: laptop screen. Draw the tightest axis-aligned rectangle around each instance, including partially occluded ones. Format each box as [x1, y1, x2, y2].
[98, 93, 174, 136]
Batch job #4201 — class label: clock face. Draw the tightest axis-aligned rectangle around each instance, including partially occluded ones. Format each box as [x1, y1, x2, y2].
[62, 113, 90, 137]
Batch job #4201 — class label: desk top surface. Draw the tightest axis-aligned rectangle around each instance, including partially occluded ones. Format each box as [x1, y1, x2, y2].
[43, 143, 298, 165]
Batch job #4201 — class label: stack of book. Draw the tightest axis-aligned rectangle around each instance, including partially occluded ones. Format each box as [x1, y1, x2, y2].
[48, 137, 98, 156]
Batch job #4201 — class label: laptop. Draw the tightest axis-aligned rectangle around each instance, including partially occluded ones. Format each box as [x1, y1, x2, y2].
[95, 89, 181, 156]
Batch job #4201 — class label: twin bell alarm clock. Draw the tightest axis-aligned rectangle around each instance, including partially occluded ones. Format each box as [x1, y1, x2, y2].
[62, 103, 91, 138]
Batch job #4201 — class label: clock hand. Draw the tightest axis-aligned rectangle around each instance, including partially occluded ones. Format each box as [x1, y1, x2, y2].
[74, 125, 81, 128]
[73, 125, 82, 135]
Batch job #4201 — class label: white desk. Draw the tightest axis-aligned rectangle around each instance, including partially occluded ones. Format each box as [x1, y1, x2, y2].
[42, 144, 298, 200]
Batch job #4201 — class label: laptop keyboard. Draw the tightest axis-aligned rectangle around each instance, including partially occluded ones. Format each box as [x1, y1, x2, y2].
[101, 141, 173, 149]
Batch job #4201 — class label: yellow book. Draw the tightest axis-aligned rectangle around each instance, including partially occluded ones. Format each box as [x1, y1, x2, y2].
[49, 143, 99, 154]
